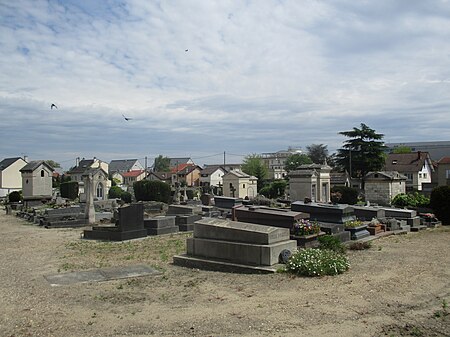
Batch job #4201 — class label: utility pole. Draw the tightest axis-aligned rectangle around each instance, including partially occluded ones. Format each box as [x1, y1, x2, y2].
[145, 156, 147, 179]
[223, 151, 226, 166]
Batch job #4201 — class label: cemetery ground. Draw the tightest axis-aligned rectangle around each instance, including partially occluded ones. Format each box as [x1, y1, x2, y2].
[1, 212, 449, 337]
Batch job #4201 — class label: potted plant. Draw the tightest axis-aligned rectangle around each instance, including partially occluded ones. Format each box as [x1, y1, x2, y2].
[291, 219, 325, 248]
[344, 220, 370, 240]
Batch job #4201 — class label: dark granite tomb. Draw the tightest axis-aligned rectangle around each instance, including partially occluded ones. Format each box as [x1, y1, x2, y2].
[233, 205, 309, 229]
[144, 216, 179, 235]
[83, 203, 147, 241]
[291, 201, 356, 224]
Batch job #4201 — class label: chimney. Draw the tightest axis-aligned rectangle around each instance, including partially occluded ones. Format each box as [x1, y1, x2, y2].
[417, 151, 421, 160]
[23, 155, 28, 162]
[76, 157, 80, 167]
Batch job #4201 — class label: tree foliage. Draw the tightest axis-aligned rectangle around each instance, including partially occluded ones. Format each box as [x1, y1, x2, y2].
[60, 181, 79, 200]
[430, 186, 450, 225]
[306, 144, 329, 164]
[153, 155, 170, 172]
[335, 123, 386, 185]
[45, 160, 61, 169]
[8, 191, 22, 203]
[392, 146, 412, 154]
[259, 180, 287, 199]
[241, 154, 268, 190]
[133, 180, 171, 202]
[331, 186, 358, 205]
[284, 153, 313, 172]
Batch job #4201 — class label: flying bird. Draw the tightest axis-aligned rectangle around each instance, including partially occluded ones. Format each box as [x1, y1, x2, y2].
[50, 104, 57, 109]
[185, 49, 188, 52]
[122, 114, 133, 121]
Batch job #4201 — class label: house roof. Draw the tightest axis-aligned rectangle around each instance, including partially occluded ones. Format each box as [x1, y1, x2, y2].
[365, 171, 407, 180]
[171, 163, 197, 174]
[330, 172, 349, 184]
[438, 156, 450, 164]
[385, 152, 433, 173]
[169, 157, 192, 167]
[109, 159, 140, 173]
[224, 169, 257, 179]
[68, 159, 95, 174]
[20, 160, 54, 172]
[201, 166, 225, 175]
[0, 157, 25, 171]
[81, 167, 108, 177]
[121, 170, 144, 178]
[148, 171, 172, 180]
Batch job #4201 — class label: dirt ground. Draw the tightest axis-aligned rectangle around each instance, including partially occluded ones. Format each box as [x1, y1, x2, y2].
[1, 211, 449, 337]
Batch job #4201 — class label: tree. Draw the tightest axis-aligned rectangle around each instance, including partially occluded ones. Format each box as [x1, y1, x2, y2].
[241, 154, 268, 190]
[259, 180, 287, 199]
[430, 186, 450, 225]
[133, 180, 171, 202]
[153, 155, 170, 172]
[45, 160, 61, 169]
[284, 153, 313, 172]
[306, 144, 329, 164]
[335, 123, 386, 188]
[392, 146, 412, 154]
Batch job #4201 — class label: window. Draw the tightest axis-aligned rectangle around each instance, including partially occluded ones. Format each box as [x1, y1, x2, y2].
[419, 173, 422, 178]
[423, 173, 427, 179]
[41, 170, 45, 177]
[446, 169, 450, 179]
[96, 183, 103, 199]
[243, 184, 246, 188]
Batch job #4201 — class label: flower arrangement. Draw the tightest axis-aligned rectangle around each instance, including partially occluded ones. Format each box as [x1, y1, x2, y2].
[344, 220, 363, 228]
[292, 219, 321, 236]
[284, 248, 350, 276]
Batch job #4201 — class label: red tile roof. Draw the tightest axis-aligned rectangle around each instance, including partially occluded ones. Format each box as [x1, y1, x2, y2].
[121, 170, 145, 177]
[438, 157, 450, 164]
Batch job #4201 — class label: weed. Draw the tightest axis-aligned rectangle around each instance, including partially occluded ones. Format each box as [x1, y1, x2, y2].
[410, 326, 423, 337]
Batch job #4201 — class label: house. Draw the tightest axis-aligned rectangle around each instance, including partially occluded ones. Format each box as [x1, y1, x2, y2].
[384, 152, 434, 191]
[109, 159, 143, 175]
[289, 164, 332, 203]
[20, 160, 54, 206]
[199, 166, 226, 192]
[385, 141, 450, 162]
[222, 169, 258, 199]
[169, 157, 194, 168]
[433, 157, 450, 187]
[260, 148, 302, 179]
[364, 171, 406, 206]
[80, 167, 110, 201]
[0, 157, 28, 197]
[147, 171, 172, 185]
[121, 170, 146, 186]
[66, 157, 109, 183]
[171, 164, 202, 187]
[203, 163, 241, 172]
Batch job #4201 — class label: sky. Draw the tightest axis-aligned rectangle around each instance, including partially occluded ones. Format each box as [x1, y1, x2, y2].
[1, 0, 450, 170]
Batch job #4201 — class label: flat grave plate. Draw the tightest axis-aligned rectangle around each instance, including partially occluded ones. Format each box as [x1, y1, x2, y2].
[44, 264, 161, 286]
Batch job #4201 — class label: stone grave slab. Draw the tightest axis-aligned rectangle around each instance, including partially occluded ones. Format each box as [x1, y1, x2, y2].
[352, 206, 386, 221]
[176, 214, 202, 231]
[291, 201, 356, 224]
[83, 203, 148, 241]
[213, 196, 243, 209]
[233, 205, 308, 229]
[144, 216, 179, 235]
[174, 218, 296, 272]
[44, 265, 161, 286]
[319, 222, 350, 242]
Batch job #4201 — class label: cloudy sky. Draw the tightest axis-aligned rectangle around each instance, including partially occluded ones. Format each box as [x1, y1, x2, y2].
[1, 0, 450, 170]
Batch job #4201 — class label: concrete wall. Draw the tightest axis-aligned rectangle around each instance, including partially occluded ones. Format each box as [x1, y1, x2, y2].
[21, 164, 53, 198]
[365, 179, 405, 206]
[289, 174, 316, 202]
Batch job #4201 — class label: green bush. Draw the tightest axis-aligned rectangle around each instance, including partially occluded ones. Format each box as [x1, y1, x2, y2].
[134, 180, 171, 202]
[285, 248, 349, 277]
[318, 235, 347, 255]
[391, 192, 430, 208]
[430, 186, 450, 225]
[108, 186, 124, 199]
[330, 186, 358, 205]
[121, 191, 132, 203]
[60, 181, 79, 200]
[259, 180, 287, 199]
[8, 191, 22, 202]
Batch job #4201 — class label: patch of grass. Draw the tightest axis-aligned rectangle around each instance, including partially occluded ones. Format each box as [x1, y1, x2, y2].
[434, 299, 449, 318]
[318, 235, 347, 255]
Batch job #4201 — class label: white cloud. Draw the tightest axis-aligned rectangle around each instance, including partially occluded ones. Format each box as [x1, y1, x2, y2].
[1, 0, 449, 169]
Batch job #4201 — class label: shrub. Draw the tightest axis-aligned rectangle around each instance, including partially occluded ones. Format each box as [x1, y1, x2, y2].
[259, 180, 287, 199]
[330, 186, 358, 205]
[318, 235, 346, 255]
[134, 180, 171, 202]
[8, 191, 22, 202]
[108, 186, 124, 199]
[430, 186, 450, 225]
[285, 248, 349, 276]
[391, 192, 430, 208]
[60, 181, 79, 200]
[121, 191, 132, 203]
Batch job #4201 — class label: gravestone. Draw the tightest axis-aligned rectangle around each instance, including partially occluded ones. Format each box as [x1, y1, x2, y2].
[233, 205, 309, 229]
[214, 196, 243, 209]
[173, 218, 297, 273]
[166, 204, 202, 231]
[291, 201, 356, 224]
[319, 222, 351, 242]
[5, 205, 12, 215]
[84, 173, 96, 224]
[144, 216, 179, 235]
[352, 205, 386, 221]
[381, 207, 424, 231]
[83, 203, 148, 241]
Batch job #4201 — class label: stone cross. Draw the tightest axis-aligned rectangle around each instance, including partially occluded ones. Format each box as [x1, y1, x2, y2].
[84, 173, 96, 224]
